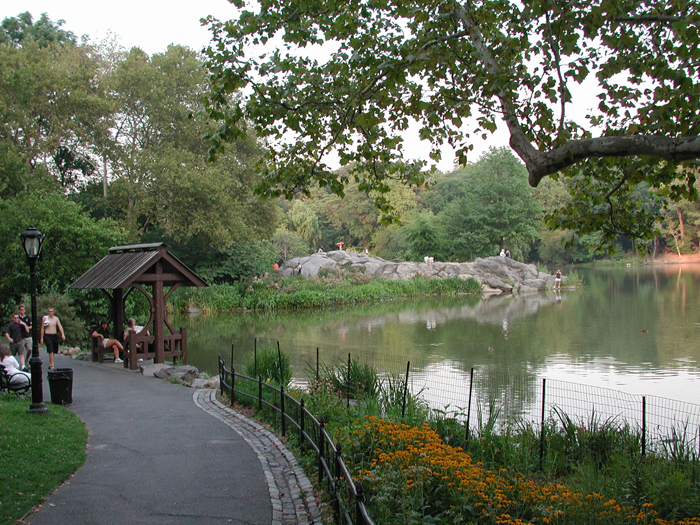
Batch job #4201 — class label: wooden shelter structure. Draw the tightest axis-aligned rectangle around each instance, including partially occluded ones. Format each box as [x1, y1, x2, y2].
[70, 243, 207, 370]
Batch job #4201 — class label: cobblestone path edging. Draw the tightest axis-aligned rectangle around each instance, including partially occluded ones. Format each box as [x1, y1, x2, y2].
[193, 389, 322, 525]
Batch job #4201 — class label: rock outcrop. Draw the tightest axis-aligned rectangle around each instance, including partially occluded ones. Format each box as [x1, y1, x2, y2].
[141, 363, 220, 388]
[280, 251, 560, 293]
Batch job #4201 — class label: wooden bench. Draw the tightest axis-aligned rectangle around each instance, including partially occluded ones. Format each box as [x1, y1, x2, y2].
[123, 329, 187, 370]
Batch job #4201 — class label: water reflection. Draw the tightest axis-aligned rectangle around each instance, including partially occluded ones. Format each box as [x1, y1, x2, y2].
[177, 264, 700, 406]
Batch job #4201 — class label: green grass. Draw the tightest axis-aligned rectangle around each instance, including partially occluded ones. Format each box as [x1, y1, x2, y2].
[0, 393, 87, 524]
[169, 273, 481, 313]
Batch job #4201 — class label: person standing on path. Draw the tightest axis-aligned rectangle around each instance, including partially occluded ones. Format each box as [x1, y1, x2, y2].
[18, 304, 32, 363]
[4, 313, 28, 368]
[40, 307, 65, 370]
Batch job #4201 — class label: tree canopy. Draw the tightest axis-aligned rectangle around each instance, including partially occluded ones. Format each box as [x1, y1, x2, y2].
[202, 0, 700, 240]
[0, 12, 76, 48]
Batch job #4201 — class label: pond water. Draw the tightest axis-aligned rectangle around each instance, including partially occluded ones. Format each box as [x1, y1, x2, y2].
[175, 264, 700, 407]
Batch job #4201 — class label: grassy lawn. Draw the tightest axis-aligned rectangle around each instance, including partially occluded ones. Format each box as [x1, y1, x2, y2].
[0, 393, 87, 524]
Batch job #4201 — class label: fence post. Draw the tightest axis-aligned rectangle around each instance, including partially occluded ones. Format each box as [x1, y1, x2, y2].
[539, 378, 546, 471]
[277, 340, 282, 374]
[300, 398, 306, 451]
[318, 418, 326, 484]
[333, 444, 342, 517]
[218, 355, 224, 397]
[642, 396, 647, 457]
[347, 353, 351, 408]
[356, 482, 366, 525]
[280, 382, 286, 437]
[230, 343, 234, 375]
[401, 361, 410, 419]
[230, 364, 236, 407]
[258, 376, 263, 412]
[254, 337, 258, 378]
[465, 367, 474, 448]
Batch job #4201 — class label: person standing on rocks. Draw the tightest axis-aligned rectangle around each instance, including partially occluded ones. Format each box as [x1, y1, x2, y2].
[554, 269, 562, 290]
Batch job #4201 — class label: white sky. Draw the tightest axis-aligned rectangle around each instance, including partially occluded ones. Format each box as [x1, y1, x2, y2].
[1, 1, 515, 172]
[0, 1, 237, 55]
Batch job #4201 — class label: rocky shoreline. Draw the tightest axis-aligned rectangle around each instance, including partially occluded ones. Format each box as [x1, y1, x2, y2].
[280, 251, 562, 294]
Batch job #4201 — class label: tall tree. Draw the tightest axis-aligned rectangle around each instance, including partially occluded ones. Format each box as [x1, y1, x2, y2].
[403, 211, 444, 261]
[0, 12, 76, 48]
[288, 200, 321, 249]
[0, 191, 124, 315]
[202, 0, 700, 242]
[440, 148, 541, 260]
[0, 38, 111, 188]
[101, 45, 279, 248]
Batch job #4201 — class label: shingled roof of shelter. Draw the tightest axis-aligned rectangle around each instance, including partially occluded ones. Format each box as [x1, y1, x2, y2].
[69, 242, 207, 290]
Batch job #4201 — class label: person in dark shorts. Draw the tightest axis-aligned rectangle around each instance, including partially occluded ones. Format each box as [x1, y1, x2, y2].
[39, 307, 65, 369]
[4, 313, 28, 368]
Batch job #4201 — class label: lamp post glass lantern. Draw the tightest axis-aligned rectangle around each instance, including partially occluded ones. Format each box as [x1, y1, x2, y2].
[22, 227, 44, 258]
[21, 226, 48, 414]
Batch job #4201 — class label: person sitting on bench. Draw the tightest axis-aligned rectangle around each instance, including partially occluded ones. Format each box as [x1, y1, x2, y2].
[123, 318, 148, 351]
[0, 342, 30, 388]
[92, 321, 123, 363]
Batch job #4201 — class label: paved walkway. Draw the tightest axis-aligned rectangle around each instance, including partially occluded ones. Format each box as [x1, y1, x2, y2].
[25, 352, 321, 525]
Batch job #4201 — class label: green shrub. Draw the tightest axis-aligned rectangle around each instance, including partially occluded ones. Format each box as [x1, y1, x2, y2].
[168, 274, 481, 313]
[244, 346, 292, 388]
[318, 358, 380, 400]
[21, 292, 85, 347]
[564, 270, 585, 287]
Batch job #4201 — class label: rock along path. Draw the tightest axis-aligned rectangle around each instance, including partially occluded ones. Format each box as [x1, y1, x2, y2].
[25, 351, 321, 525]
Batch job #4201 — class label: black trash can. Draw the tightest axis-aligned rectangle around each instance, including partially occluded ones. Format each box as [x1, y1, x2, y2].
[47, 368, 73, 405]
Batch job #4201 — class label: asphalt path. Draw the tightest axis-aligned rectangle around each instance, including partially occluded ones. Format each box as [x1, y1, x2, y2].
[25, 351, 271, 525]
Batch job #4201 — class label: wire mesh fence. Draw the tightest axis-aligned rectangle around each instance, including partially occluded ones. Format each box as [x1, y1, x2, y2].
[235, 337, 700, 456]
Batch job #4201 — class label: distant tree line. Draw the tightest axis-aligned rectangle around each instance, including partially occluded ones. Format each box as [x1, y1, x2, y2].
[1, 11, 696, 324]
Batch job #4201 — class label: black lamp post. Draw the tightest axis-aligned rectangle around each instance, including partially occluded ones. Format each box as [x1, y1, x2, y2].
[21, 226, 49, 415]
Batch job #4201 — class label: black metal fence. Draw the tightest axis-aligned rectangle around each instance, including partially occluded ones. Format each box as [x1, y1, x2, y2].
[218, 339, 700, 524]
[233, 337, 700, 459]
[218, 354, 375, 525]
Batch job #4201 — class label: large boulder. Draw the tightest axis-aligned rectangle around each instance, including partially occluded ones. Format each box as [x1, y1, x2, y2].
[279, 252, 560, 294]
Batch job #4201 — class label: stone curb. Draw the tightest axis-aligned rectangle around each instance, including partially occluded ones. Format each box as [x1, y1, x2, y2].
[193, 389, 322, 525]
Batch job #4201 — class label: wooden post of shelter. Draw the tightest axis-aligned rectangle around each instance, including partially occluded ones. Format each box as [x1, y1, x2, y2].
[69, 243, 207, 370]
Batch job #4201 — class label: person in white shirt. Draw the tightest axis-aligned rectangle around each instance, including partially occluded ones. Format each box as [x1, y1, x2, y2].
[0, 343, 30, 388]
